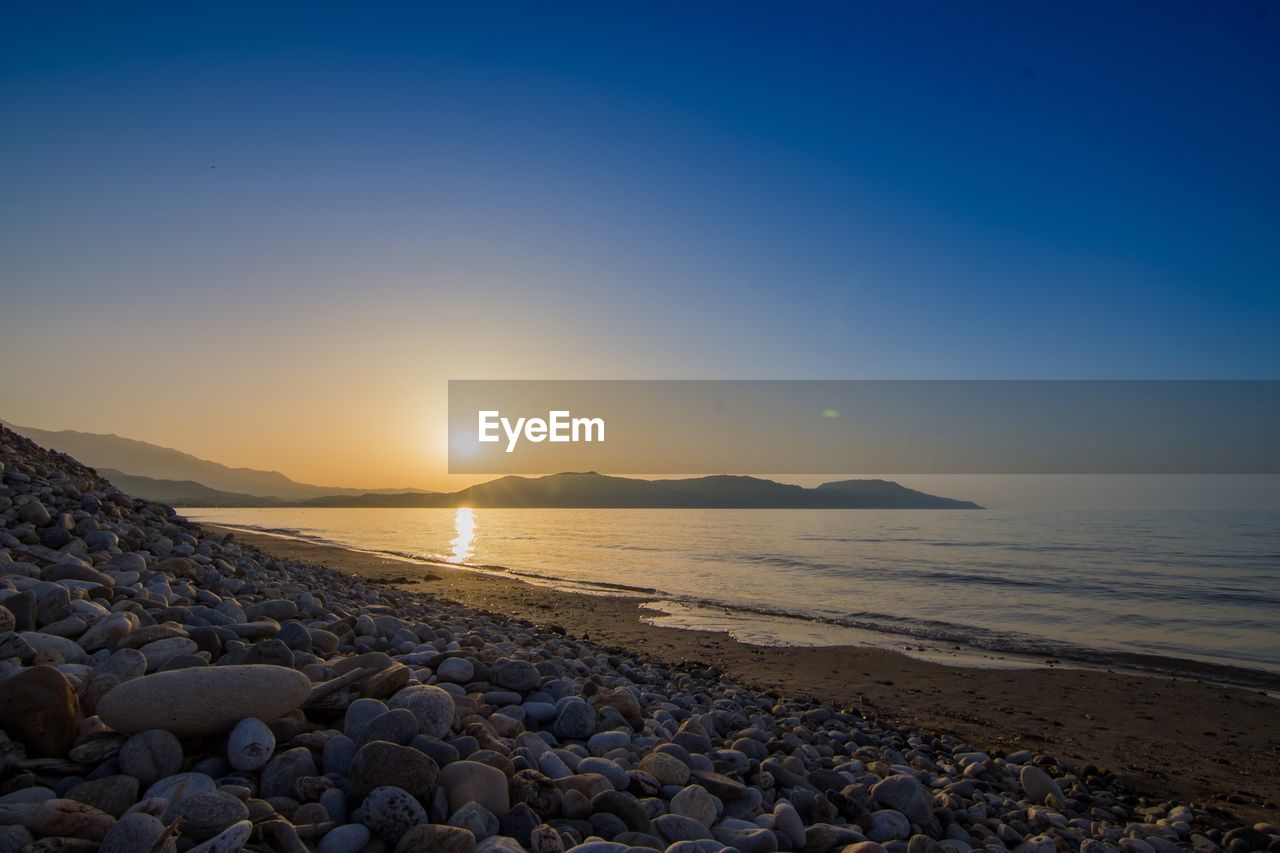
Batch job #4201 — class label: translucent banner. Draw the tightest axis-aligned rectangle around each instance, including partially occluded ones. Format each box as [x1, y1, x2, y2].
[447, 380, 1280, 474]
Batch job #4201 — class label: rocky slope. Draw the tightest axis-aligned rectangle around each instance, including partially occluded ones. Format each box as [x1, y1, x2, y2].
[3, 424, 430, 502]
[0, 425, 1272, 853]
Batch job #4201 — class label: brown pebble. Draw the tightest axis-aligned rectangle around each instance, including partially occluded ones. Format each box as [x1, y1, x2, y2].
[0, 665, 80, 757]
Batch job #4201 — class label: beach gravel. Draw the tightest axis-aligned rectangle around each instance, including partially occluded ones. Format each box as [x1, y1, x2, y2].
[0, 424, 1271, 853]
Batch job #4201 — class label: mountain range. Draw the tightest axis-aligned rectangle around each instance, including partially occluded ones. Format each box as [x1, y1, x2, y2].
[307, 473, 981, 509]
[4, 423, 428, 501]
[4, 423, 981, 509]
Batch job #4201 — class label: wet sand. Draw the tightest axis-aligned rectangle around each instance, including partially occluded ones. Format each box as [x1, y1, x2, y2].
[222, 528, 1280, 823]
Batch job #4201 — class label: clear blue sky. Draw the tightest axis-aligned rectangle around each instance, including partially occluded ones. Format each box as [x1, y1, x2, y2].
[1, 1, 1277, 489]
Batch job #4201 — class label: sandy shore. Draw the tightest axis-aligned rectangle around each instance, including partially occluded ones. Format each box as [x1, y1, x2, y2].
[222, 528, 1280, 824]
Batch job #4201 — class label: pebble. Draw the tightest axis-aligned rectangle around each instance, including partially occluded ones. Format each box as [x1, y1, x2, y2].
[161, 791, 249, 839]
[96, 665, 312, 736]
[78, 613, 133, 652]
[539, 749, 572, 778]
[871, 774, 937, 829]
[95, 647, 148, 682]
[226, 716, 275, 771]
[397, 823, 478, 853]
[64, 775, 139, 818]
[323, 733, 357, 775]
[671, 784, 719, 826]
[358, 707, 419, 746]
[0, 591, 36, 632]
[363, 785, 429, 843]
[655, 813, 715, 843]
[30, 798, 116, 841]
[712, 822, 778, 853]
[344, 697, 387, 742]
[552, 697, 596, 740]
[437, 656, 476, 683]
[139, 636, 199, 670]
[0, 664, 79, 757]
[586, 731, 630, 753]
[869, 809, 912, 842]
[21, 629, 89, 663]
[529, 824, 566, 853]
[388, 684, 456, 738]
[186, 819, 252, 853]
[592, 789, 652, 833]
[773, 800, 805, 848]
[348, 739, 440, 801]
[19, 499, 51, 526]
[523, 701, 558, 724]
[318, 822, 371, 853]
[639, 752, 690, 786]
[260, 745, 318, 798]
[1022, 835, 1060, 853]
[492, 659, 542, 692]
[440, 759, 512, 815]
[689, 769, 747, 801]
[98, 812, 171, 853]
[1020, 765, 1066, 806]
[144, 771, 217, 803]
[118, 729, 183, 787]
[450, 800, 500, 840]
[595, 688, 643, 728]
[578, 756, 628, 790]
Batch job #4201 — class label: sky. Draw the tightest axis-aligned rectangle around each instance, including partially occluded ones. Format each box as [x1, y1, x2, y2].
[1, 1, 1277, 498]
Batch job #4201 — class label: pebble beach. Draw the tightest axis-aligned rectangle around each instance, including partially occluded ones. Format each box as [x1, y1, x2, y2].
[1, 424, 1277, 853]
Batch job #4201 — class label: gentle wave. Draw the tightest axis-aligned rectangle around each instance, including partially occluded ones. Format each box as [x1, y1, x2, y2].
[190, 507, 1280, 690]
[201, 522, 1279, 690]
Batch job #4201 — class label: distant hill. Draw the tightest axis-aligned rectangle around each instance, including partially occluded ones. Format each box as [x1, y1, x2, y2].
[814, 479, 983, 504]
[6, 424, 981, 509]
[306, 472, 982, 509]
[97, 469, 281, 508]
[3, 423, 431, 501]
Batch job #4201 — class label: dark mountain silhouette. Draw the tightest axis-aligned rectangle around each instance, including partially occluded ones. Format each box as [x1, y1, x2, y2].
[816, 478, 981, 506]
[305, 472, 982, 509]
[97, 469, 282, 508]
[4, 423, 432, 501]
[6, 423, 981, 509]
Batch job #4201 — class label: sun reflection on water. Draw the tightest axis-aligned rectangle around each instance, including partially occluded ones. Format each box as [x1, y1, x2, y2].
[450, 507, 475, 563]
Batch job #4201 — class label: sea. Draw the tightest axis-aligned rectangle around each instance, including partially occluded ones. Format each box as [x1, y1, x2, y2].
[180, 507, 1280, 688]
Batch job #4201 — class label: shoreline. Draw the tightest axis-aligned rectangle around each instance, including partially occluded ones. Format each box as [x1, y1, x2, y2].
[218, 525, 1280, 823]
[206, 521, 1280, 694]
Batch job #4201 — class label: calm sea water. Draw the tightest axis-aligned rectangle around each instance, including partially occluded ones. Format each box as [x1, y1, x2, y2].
[182, 508, 1280, 681]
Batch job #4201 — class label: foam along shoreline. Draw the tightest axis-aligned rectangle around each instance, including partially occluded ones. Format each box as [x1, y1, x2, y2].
[640, 601, 1075, 671]
[206, 524, 1044, 670]
[204, 521, 1280, 694]
[636, 601, 1280, 695]
[214, 525, 1280, 823]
